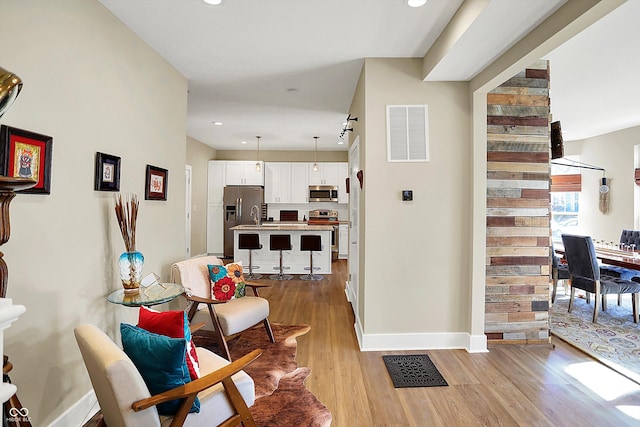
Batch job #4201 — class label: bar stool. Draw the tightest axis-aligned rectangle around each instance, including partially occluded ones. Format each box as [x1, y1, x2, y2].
[269, 234, 293, 280]
[300, 235, 323, 281]
[238, 233, 262, 279]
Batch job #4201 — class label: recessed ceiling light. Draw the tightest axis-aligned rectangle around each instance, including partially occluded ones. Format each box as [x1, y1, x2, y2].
[212, 121, 223, 126]
[338, 140, 344, 145]
[241, 140, 247, 144]
[407, 0, 427, 7]
[204, 0, 222, 5]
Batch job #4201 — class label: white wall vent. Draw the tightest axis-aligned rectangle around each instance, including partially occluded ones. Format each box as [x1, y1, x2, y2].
[386, 105, 429, 162]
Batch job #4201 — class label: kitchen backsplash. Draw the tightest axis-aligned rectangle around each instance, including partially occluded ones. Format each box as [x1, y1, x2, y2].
[267, 203, 348, 221]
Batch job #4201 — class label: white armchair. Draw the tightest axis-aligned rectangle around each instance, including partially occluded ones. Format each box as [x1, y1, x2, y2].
[74, 323, 261, 427]
[170, 256, 274, 361]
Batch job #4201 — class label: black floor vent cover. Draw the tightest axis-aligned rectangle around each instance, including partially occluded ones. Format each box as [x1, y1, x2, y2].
[382, 354, 448, 388]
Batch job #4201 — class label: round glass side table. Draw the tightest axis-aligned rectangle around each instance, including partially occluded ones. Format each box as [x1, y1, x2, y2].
[107, 282, 185, 307]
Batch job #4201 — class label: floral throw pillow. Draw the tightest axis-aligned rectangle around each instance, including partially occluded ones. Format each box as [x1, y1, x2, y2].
[208, 262, 246, 301]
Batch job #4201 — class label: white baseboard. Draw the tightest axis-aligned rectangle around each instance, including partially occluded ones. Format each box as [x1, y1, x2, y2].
[47, 390, 99, 427]
[354, 325, 488, 353]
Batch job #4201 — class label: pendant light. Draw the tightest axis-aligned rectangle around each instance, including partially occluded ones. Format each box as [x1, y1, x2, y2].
[313, 136, 319, 172]
[255, 136, 261, 172]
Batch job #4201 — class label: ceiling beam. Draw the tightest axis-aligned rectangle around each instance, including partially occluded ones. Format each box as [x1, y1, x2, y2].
[421, 0, 491, 81]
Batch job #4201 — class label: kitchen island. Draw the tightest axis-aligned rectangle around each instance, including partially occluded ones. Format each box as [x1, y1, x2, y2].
[231, 224, 333, 275]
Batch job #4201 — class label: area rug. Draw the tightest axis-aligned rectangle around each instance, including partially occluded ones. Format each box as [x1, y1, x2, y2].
[213, 323, 333, 426]
[382, 354, 448, 388]
[550, 295, 640, 384]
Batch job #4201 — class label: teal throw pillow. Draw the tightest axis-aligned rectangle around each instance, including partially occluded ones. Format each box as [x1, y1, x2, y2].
[120, 323, 200, 416]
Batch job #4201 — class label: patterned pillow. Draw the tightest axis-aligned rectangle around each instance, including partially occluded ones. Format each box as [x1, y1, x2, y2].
[208, 262, 246, 301]
[137, 306, 201, 380]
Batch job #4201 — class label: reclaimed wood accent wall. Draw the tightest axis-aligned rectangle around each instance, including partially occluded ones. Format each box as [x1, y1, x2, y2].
[485, 60, 551, 345]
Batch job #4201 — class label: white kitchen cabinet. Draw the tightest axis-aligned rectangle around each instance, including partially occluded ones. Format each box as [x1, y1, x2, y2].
[338, 223, 348, 259]
[291, 163, 309, 203]
[207, 161, 226, 204]
[264, 162, 309, 204]
[225, 161, 264, 186]
[308, 162, 340, 186]
[206, 203, 224, 255]
[265, 162, 292, 203]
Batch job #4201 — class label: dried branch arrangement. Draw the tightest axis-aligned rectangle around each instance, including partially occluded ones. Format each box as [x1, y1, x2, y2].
[114, 193, 139, 252]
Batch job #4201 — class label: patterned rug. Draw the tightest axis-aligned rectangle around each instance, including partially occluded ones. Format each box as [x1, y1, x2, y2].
[550, 294, 640, 384]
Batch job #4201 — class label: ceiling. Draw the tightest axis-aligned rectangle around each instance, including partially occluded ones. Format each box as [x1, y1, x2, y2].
[98, 0, 640, 151]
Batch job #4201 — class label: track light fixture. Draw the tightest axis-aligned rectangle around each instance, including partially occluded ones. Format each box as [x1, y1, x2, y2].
[339, 114, 357, 139]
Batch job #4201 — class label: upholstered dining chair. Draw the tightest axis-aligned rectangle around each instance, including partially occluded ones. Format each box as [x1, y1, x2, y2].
[74, 323, 261, 427]
[551, 242, 570, 303]
[561, 234, 640, 323]
[170, 256, 274, 361]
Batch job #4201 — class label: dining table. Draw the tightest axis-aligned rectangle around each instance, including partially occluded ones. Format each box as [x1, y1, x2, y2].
[555, 244, 640, 272]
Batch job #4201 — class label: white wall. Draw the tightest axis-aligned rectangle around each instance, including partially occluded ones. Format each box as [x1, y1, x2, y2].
[567, 126, 640, 243]
[356, 58, 472, 344]
[0, 1, 187, 424]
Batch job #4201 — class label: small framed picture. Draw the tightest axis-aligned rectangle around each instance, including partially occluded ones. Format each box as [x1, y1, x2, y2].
[0, 125, 53, 194]
[94, 152, 121, 191]
[145, 164, 168, 201]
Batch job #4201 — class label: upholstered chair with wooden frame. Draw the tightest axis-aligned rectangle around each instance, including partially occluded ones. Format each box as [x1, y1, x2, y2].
[170, 256, 274, 361]
[74, 323, 262, 427]
[561, 234, 640, 323]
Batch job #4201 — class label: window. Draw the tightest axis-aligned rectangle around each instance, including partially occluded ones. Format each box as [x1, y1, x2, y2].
[551, 173, 581, 244]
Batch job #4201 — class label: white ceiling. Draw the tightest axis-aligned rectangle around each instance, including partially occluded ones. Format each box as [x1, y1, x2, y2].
[98, 0, 640, 151]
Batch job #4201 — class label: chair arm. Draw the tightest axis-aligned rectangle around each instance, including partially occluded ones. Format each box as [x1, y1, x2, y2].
[185, 294, 225, 305]
[131, 349, 262, 422]
[189, 322, 206, 334]
[244, 281, 270, 297]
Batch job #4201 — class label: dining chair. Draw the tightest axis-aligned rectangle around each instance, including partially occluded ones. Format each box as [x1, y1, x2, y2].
[561, 234, 640, 323]
[551, 243, 570, 303]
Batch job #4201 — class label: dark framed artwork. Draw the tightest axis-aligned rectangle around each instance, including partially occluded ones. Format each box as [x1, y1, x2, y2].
[145, 164, 168, 201]
[0, 125, 53, 194]
[94, 152, 121, 191]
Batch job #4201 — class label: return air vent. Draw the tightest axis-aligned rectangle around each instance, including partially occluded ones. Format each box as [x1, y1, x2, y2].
[386, 105, 429, 162]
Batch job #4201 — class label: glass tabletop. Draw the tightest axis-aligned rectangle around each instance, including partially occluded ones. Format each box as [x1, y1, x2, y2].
[107, 282, 185, 307]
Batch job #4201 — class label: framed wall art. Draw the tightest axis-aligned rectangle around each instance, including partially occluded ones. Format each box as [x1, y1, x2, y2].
[145, 164, 168, 201]
[0, 125, 53, 194]
[94, 152, 121, 191]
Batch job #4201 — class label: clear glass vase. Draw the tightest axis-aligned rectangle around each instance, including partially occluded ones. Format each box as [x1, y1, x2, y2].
[119, 251, 144, 295]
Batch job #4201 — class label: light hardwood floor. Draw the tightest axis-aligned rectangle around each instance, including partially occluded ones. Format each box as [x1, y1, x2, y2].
[261, 260, 640, 427]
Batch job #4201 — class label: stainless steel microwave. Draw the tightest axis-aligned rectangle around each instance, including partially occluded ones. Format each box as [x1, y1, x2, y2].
[308, 185, 338, 202]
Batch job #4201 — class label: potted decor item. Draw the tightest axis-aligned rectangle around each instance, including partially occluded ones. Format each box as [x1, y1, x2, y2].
[114, 193, 143, 295]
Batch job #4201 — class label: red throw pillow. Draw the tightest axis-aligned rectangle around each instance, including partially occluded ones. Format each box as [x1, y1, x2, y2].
[137, 306, 200, 380]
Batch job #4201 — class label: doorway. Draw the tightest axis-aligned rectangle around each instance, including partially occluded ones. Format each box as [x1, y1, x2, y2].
[347, 137, 360, 314]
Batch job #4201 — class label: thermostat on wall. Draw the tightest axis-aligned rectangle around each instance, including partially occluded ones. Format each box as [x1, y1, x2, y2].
[402, 190, 413, 201]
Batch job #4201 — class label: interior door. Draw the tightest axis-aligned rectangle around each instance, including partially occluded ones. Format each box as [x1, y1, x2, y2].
[348, 137, 360, 314]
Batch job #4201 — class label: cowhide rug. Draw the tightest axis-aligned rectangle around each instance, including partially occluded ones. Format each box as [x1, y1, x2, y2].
[199, 323, 333, 427]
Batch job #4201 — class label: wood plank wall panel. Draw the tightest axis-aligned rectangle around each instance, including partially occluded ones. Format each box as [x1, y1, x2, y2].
[485, 60, 551, 345]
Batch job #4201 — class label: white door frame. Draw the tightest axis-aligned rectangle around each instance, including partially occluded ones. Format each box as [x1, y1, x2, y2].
[185, 165, 192, 259]
[347, 137, 360, 315]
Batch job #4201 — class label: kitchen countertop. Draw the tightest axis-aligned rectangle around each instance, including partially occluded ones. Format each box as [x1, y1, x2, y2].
[231, 224, 334, 231]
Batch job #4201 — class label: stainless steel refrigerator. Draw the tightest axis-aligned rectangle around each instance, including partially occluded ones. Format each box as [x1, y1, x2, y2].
[223, 186, 264, 257]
